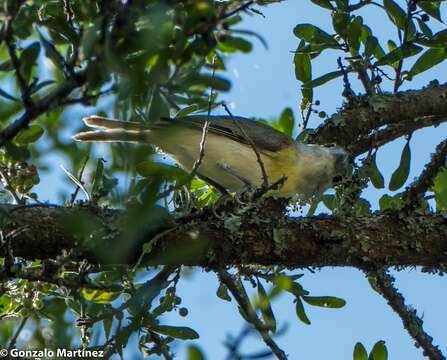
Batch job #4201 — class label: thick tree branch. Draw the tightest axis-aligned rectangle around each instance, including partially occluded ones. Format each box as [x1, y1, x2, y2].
[311, 82, 447, 155]
[369, 270, 446, 360]
[1, 201, 447, 269]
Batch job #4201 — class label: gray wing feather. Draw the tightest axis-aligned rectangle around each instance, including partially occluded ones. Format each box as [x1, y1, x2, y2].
[158, 115, 292, 153]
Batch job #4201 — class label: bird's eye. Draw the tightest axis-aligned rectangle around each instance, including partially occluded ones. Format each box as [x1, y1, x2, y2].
[332, 175, 343, 184]
[324, 143, 336, 148]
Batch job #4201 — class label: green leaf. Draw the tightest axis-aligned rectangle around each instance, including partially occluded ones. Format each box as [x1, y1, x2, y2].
[153, 325, 199, 340]
[302, 295, 346, 308]
[364, 36, 380, 59]
[310, 0, 334, 10]
[332, 11, 350, 38]
[218, 35, 253, 53]
[322, 194, 335, 210]
[414, 29, 447, 48]
[294, 53, 312, 82]
[20, 42, 41, 83]
[416, 18, 433, 37]
[216, 283, 232, 302]
[431, 167, 447, 211]
[81, 24, 99, 59]
[369, 341, 388, 360]
[187, 345, 205, 360]
[353, 342, 368, 360]
[347, 16, 363, 55]
[409, 48, 447, 77]
[368, 154, 385, 189]
[303, 70, 344, 88]
[383, 0, 407, 29]
[295, 297, 311, 325]
[257, 280, 276, 333]
[148, 90, 170, 122]
[136, 161, 187, 181]
[193, 74, 231, 92]
[379, 194, 404, 211]
[81, 288, 120, 304]
[293, 24, 339, 47]
[417, 1, 443, 23]
[103, 317, 113, 340]
[300, 87, 313, 111]
[14, 125, 44, 145]
[376, 43, 422, 67]
[92, 158, 105, 196]
[278, 108, 295, 137]
[389, 141, 411, 191]
[175, 104, 201, 118]
[38, 31, 65, 69]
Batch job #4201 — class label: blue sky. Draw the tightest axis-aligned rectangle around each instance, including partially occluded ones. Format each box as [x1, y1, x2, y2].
[30, 1, 447, 359]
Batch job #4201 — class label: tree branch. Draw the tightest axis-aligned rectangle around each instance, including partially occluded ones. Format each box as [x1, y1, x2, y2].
[0, 71, 86, 146]
[1, 201, 447, 270]
[217, 269, 287, 360]
[311, 82, 447, 154]
[368, 270, 446, 360]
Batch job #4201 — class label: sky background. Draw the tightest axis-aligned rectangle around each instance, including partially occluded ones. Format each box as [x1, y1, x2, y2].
[30, 1, 447, 359]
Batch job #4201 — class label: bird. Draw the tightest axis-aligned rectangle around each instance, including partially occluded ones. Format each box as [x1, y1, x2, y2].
[73, 115, 349, 197]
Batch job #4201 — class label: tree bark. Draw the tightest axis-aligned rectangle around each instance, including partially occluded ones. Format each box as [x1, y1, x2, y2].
[1, 201, 446, 270]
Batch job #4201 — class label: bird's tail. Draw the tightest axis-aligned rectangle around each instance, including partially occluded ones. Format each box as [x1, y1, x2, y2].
[72, 116, 150, 142]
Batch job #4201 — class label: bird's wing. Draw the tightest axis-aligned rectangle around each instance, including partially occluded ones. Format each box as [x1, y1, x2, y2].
[158, 115, 293, 153]
[75, 115, 293, 153]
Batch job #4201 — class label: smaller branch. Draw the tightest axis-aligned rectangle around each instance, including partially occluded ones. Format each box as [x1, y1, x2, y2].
[217, 269, 287, 360]
[69, 156, 90, 206]
[62, 86, 115, 106]
[0, 70, 86, 146]
[368, 270, 446, 360]
[189, 57, 216, 179]
[394, 0, 414, 93]
[219, 1, 255, 21]
[337, 57, 356, 101]
[4, 20, 33, 109]
[347, 56, 374, 95]
[403, 138, 447, 206]
[7, 316, 29, 350]
[222, 103, 269, 189]
[349, 115, 445, 156]
[0, 167, 23, 205]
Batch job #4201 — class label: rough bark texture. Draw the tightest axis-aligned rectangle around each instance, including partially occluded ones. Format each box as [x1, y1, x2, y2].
[1, 201, 446, 270]
[311, 81, 447, 154]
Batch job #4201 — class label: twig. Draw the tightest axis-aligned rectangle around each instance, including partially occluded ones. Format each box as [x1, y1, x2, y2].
[0, 70, 87, 147]
[403, 138, 447, 207]
[301, 104, 312, 130]
[7, 316, 29, 350]
[0, 167, 23, 204]
[337, 57, 356, 101]
[222, 103, 269, 189]
[368, 270, 446, 360]
[189, 56, 216, 179]
[4, 19, 33, 109]
[69, 155, 90, 206]
[219, 1, 255, 21]
[394, 0, 414, 93]
[217, 269, 288, 360]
